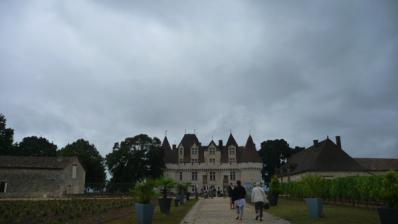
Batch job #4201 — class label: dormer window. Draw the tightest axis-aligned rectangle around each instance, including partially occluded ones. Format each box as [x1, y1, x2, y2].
[209, 147, 215, 155]
[191, 147, 198, 155]
[179, 148, 183, 155]
[229, 148, 235, 155]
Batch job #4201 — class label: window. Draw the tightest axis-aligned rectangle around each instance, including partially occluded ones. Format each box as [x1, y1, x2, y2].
[229, 148, 235, 155]
[72, 165, 77, 179]
[179, 172, 183, 181]
[179, 159, 184, 163]
[191, 147, 198, 155]
[0, 182, 7, 193]
[209, 147, 215, 155]
[230, 171, 236, 181]
[191, 158, 198, 163]
[179, 148, 183, 155]
[210, 172, 216, 181]
[192, 172, 197, 181]
[210, 158, 216, 163]
[229, 158, 235, 162]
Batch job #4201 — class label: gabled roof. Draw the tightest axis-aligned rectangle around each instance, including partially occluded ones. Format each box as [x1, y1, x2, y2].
[208, 140, 216, 146]
[226, 134, 238, 147]
[355, 158, 398, 171]
[0, 156, 80, 170]
[281, 138, 365, 176]
[240, 135, 262, 163]
[161, 136, 172, 151]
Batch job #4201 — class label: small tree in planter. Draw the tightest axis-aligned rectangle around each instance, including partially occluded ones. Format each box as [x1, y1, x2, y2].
[175, 183, 190, 205]
[302, 175, 325, 219]
[378, 171, 398, 224]
[130, 179, 158, 224]
[156, 177, 176, 214]
[269, 176, 282, 206]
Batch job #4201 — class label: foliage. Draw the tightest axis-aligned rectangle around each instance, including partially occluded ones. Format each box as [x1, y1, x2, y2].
[16, 136, 57, 156]
[176, 182, 191, 194]
[301, 175, 327, 198]
[106, 134, 165, 192]
[0, 198, 133, 224]
[269, 176, 282, 194]
[0, 113, 15, 155]
[381, 170, 398, 208]
[258, 139, 304, 183]
[59, 139, 106, 190]
[281, 173, 398, 205]
[156, 177, 176, 198]
[130, 179, 158, 204]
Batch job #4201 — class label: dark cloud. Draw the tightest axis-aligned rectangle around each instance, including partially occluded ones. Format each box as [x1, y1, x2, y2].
[0, 0, 397, 158]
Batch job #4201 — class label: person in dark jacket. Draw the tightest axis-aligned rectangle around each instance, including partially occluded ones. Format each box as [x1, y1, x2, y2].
[227, 183, 235, 209]
[233, 180, 246, 223]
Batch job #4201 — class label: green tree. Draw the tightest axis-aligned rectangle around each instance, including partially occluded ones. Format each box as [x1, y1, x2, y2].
[0, 113, 15, 155]
[17, 136, 57, 156]
[59, 139, 106, 190]
[258, 139, 304, 184]
[106, 134, 165, 192]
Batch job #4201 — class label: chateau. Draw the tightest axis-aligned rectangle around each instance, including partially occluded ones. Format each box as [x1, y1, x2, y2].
[162, 133, 262, 193]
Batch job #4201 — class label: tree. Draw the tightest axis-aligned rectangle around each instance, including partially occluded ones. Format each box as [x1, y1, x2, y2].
[258, 139, 304, 184]
[17, 136, 57, 156]
[106, 134, 165, 192]
[59, 139, 106, 190]
[0, 113, 15, 155]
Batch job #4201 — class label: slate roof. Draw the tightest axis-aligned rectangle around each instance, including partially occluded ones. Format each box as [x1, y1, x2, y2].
[0, 156, 79, 170]
[355, 158, 398, 171]
[162, 134, 262, 164]
[280, 138, 365, 176]
[226, 134, 238, 147]
[161, 136, 172, 151]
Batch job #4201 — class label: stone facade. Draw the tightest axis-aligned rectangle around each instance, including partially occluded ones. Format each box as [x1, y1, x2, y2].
[0, 156, 85, 197]
[162, 134, 262, 193]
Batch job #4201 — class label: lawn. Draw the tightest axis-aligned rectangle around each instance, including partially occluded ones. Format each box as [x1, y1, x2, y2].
[90, 199, 198, 224]
[267, 199, 380, 224]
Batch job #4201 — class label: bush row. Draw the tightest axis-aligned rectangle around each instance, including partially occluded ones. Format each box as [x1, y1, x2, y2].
[0, 198, 133, 224]
[281, 175, 385, 204]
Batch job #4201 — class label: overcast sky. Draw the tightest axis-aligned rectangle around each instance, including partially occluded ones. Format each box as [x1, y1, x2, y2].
[1, 0, 397, 158]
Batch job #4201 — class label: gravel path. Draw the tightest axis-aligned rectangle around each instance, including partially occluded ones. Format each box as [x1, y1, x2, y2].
[180, 197, 290, 224]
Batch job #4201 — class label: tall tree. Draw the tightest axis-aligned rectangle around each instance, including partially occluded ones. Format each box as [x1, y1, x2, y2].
[59, 139, 106, 190]
[106, 134, 165, 192]
[258, 139, 304, 184]
[0, 113, 15, 155]
[17, 136, 57, 156]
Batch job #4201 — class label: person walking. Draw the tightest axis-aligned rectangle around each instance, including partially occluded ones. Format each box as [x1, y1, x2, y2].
[228, 183, 235, 209]
[251, 182, 268, 221]
[233, 180, 246, 223]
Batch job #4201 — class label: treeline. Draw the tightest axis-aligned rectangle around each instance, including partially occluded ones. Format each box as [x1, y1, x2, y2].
[0, 113, 164, 192]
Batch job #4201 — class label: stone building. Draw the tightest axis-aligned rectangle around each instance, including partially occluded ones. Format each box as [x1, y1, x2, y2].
[162, 133, 262, 193]
[0, 156, 85, 197]
[279, 136, 368, 182]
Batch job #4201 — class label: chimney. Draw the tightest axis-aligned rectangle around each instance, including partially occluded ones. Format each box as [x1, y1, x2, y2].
[313, 140, 319, 147]
[219, 140, 223, 148]
[336, 136, 341, 149]
[172, 144, 176, 150]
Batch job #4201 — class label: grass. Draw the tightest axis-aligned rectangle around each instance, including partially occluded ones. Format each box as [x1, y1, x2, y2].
[102, 199, 198, 224]
[267, 199, 380, 224]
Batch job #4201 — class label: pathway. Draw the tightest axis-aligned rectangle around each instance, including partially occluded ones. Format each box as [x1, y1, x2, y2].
[180, 197, 290, 224]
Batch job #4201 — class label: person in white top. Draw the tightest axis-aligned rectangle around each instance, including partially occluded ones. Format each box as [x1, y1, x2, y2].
[251, 182, 269, 221]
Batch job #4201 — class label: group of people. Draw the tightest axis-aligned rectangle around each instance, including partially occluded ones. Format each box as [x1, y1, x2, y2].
[227, 181, 269, 223]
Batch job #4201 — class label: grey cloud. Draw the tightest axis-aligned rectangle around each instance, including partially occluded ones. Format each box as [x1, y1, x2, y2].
[0, 0, 397, 158]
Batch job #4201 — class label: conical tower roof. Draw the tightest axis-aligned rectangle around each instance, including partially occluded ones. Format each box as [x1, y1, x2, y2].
[226, 133, 238, 147]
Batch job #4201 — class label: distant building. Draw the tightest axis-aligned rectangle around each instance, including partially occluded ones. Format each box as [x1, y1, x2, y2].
[162, 133, 262, 193]
[0, 156, 85, 197]
[355, 158, 398, 175]
[279, 136, 369, 182]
